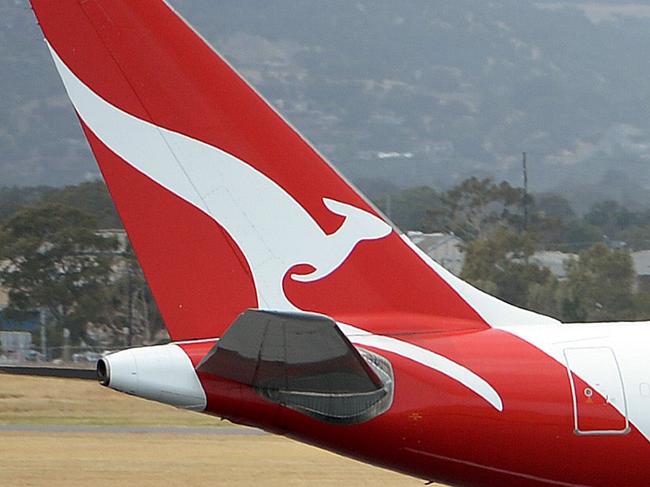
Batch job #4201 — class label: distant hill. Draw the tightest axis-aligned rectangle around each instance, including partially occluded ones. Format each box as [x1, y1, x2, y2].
[2, 0, 650, 212]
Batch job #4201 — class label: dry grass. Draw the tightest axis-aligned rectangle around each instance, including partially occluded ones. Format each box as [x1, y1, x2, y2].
[0, 374, 432, 486]
[0, 373, 220, 426]
[0, 432, 424, 487]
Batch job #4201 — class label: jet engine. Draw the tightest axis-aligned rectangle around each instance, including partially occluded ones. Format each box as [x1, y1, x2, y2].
[97, 344, 206, 411]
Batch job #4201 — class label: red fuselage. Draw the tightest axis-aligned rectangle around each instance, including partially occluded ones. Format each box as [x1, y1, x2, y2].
[180, 324, 650, 487]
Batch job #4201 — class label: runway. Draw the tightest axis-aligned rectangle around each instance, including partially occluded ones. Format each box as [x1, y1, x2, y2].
[0, 423, 264, 435]
[0, 430, 427, 487]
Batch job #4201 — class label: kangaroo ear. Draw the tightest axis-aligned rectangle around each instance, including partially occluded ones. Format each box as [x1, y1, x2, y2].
[323, 198, 357, 217]
[287, 263, 317, 283]
[323, 198, 392, 237]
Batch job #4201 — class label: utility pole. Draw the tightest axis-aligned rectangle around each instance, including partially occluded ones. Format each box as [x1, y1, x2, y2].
[522, 151, 529, 232]
[127, 261, 133, 347]
[39, 308, 47, 360]
[62, 327, 71, 363]
[386, 194, 392, 221]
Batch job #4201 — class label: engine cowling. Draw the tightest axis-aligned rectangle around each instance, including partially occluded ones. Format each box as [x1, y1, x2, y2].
[97, 344, 206, 411]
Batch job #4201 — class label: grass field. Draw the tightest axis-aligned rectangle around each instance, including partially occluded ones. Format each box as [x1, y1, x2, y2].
[0, 373, 219, 426]
[0, 373, 431, 486]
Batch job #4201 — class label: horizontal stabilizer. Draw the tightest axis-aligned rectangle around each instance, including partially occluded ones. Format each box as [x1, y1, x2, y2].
[198, 309, 393, 423]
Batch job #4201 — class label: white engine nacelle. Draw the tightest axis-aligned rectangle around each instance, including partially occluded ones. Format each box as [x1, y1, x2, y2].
[97, 344, 206, 411]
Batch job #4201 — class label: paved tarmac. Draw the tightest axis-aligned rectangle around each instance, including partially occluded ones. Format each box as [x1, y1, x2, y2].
[0, 423, 264, 435]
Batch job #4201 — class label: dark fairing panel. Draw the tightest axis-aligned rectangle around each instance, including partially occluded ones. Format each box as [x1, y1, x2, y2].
[198, 309, 393, 424]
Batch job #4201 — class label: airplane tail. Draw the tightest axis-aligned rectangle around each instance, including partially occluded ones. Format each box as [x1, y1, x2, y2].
[30, 0, 557, 341]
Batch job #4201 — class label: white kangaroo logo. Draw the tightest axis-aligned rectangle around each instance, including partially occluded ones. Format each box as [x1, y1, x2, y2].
[48, 43, 392, 310]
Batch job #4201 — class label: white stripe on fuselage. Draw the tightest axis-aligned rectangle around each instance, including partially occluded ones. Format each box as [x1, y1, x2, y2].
[339, 323, 503, 411]
[501, 322, 650, 442]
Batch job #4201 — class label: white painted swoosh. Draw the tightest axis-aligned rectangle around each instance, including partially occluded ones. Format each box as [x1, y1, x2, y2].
[339, 323, 503, 411]
[46, 41, 391, 311]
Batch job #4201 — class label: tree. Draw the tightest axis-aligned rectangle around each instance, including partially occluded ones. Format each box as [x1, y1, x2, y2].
[94, 245, 166, 347]
[527, 193, 590, 251]
[561, 243, 636, 322]
[617, 224, 650, 251]
[0, 181, 121, 229]
[0, 204, 117, 345]
[43, 181, 122, 228]
[527, 275, 562, 319]
[584, 200, 638, 238]
[550, 220, 603, 252]
[461, 229, 554, 309]
[524, 193, 610, 252]
[632, 292, 650, 321]
[532, 193, 576, 222]
[0, 186, 54, 224]
[428, 178, 526, 241]
[375, 186, 442, 231]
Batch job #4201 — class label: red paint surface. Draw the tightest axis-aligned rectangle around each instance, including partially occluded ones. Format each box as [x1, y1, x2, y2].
[186, 331, 650, 487]
[82, 122, 257, 340]
[570, 373, 627, 433]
